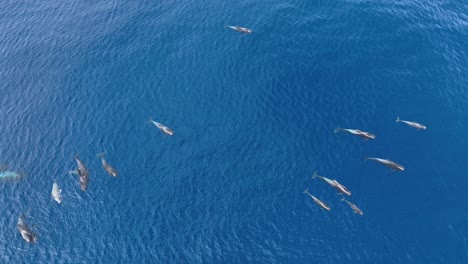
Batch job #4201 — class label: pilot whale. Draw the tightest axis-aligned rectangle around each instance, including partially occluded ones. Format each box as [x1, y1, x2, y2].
[365, 157, 405, 171]
[303, 188, 331, 211]
[70, 156, 89, 191]
[396, 117, 427, 130]
[341, 197, 364, 215]
[148, 119, 174, 136]
[17, 215, 37, 243]
[227, 25, 252, 34]
[334, 128, 376, 141]
[312, 171, 352, 196]
[97, 152, 118, 177]
[0, 164, 24, 181]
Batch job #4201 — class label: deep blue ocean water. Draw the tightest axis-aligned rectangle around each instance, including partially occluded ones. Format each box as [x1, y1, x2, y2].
[1, 0, 467, 263]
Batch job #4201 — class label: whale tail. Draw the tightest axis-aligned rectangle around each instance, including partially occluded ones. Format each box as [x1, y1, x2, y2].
[303, 188, 309, 194]
[396, 116, 400, 122]
[334, 127, 342, 133]
[146, 117, 154, 125]
[340, 197, 346, 202]
[311, 171, 319, 179]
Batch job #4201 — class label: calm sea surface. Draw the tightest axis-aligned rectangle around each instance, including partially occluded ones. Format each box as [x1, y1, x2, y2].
[0, 0, 467, 263]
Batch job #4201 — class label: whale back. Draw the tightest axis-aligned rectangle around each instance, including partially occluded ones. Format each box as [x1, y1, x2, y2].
[52, 182, 62, 203]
